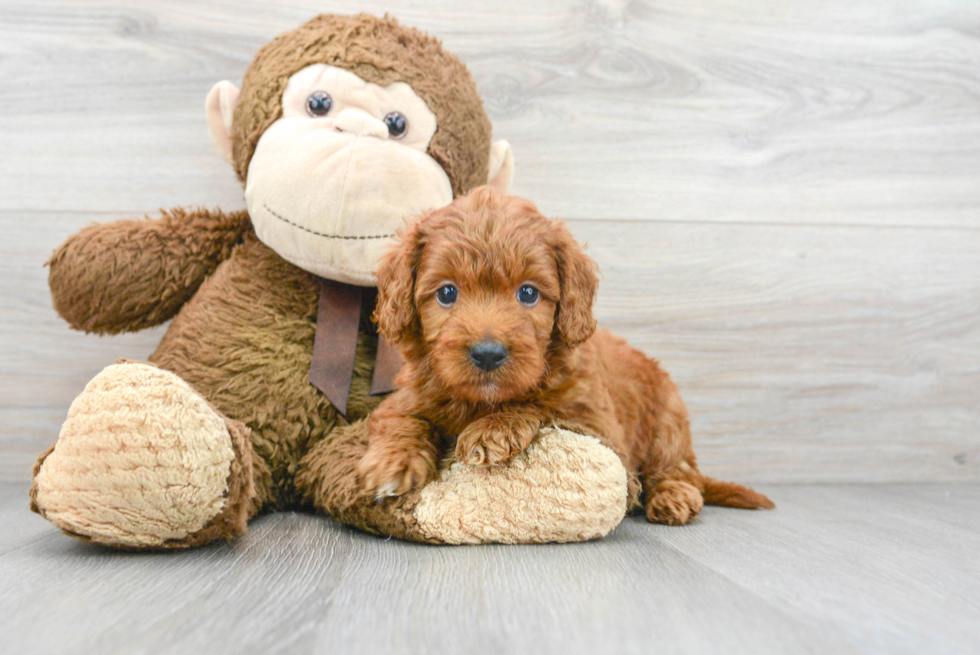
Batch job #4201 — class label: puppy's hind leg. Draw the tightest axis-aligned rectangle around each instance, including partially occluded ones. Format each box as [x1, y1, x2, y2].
[639, 394, 705, 526]
[639, 424, 774, 524]
[642, 462, 704, 526]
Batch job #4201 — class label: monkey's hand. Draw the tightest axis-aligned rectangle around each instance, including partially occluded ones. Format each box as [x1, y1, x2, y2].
[357, 415, 438, 499]
[455, 411, 542, 466]
[48, 207, 251, 334]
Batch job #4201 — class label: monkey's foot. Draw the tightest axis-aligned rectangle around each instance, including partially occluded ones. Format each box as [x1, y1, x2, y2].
[31, 361, 255, 549]
[413, 427, 628, 544]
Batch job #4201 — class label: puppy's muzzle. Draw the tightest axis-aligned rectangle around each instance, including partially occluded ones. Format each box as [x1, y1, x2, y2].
[469, 340, 508, 372]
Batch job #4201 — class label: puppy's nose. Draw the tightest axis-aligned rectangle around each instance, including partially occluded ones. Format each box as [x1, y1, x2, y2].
[469, 340, 508, 372]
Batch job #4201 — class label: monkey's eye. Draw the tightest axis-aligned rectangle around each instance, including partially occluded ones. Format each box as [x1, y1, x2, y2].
[306, 91, 332, 117]
[436, 284, 458, 307]
[383, 111, 408, 139]
[517, 284, 540, 306]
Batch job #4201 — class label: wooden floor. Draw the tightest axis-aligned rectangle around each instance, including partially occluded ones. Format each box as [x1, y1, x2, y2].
[2, 482, 977, 654]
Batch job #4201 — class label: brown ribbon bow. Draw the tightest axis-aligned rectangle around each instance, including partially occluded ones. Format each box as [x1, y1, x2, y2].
[308, 277, 403, 415]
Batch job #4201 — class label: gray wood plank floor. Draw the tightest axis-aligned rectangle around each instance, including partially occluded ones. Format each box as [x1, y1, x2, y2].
[2, 482, 978, 655]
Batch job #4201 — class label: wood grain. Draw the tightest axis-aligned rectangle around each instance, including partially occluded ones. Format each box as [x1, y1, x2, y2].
[2, 4, 978, 651]
[0, 0, 978, 225]
[2, 211, 976, 482]
[2, 482, 978, 654]
[1, 1, 979, 483]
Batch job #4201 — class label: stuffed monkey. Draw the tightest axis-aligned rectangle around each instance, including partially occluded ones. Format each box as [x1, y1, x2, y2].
[29, 14, 631, 548]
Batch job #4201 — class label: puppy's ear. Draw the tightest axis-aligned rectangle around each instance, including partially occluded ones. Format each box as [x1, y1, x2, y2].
[552, 221, 599, 348]
[374, 220, 426, 346]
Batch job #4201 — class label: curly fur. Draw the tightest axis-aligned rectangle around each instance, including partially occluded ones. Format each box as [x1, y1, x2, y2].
[360, 187, 775, 523]
[37, 13, 499, 546]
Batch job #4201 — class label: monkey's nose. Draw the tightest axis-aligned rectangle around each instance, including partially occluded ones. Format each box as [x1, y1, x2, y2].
[334, 109, 389, 139]
[469, 340, 508, 372]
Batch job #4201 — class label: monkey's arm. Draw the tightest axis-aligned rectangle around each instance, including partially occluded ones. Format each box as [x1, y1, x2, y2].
[48, 207, 252, 334]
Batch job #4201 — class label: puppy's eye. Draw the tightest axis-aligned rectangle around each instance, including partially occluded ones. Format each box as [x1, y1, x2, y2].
[306, 91, 332, 117]
[383, 111, 408, 139]
[517, 284, 540, 306]
[436, 284, 458, 307]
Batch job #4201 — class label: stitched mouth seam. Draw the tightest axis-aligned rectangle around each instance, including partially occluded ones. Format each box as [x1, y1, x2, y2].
[262, 203, 396, 240]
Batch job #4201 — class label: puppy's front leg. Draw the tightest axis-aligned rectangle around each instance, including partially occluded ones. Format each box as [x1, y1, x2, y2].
[358, 392, 438, 498]
[455, 410, 543, 466]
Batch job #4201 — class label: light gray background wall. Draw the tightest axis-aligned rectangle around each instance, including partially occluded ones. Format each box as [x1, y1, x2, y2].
[1, 0, 978, 482]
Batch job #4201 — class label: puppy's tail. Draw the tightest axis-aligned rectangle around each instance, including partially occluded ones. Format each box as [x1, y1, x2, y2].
[701, 476, 775, 510]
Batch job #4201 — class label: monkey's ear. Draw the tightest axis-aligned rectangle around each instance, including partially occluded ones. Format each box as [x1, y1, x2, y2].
[552, 222, 599, 348]
[205, 81, 240, 165]
[373, 221, 426, 346]
[487, 140, 514, 194]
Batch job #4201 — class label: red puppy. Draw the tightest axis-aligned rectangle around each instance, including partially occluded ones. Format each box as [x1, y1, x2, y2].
[358, 187, 773, 525]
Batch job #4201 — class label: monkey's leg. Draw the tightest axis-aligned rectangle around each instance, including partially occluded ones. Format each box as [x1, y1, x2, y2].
[297, 424, 630, 544]
[30, 361, 267, 549]
[295, 420, 436, 542]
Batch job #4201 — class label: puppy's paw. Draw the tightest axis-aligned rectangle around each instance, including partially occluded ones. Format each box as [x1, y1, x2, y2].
[455, 415, 540, 466]
[357, 443, 437, 499]
[645, 480, 704, 526]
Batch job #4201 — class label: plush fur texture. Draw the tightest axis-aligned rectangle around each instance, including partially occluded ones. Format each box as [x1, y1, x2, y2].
[413, 427, 627, 544]
[47, 207, 252, 335]
[233, 13, 492, 197]
[32, 14, 630, 548]
[30, 361, 255, 549]
[361, 187, 775, 524]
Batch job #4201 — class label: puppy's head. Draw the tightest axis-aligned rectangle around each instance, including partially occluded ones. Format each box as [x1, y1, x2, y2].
[374, 186, 598, 403]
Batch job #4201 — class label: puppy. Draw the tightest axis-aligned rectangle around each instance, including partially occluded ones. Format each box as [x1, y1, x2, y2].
[357, 187, 773, 525]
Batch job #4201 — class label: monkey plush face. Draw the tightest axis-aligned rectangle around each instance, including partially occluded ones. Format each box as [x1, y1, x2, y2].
[204, 14, 514, 286]
[243, 64, 454, 283]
